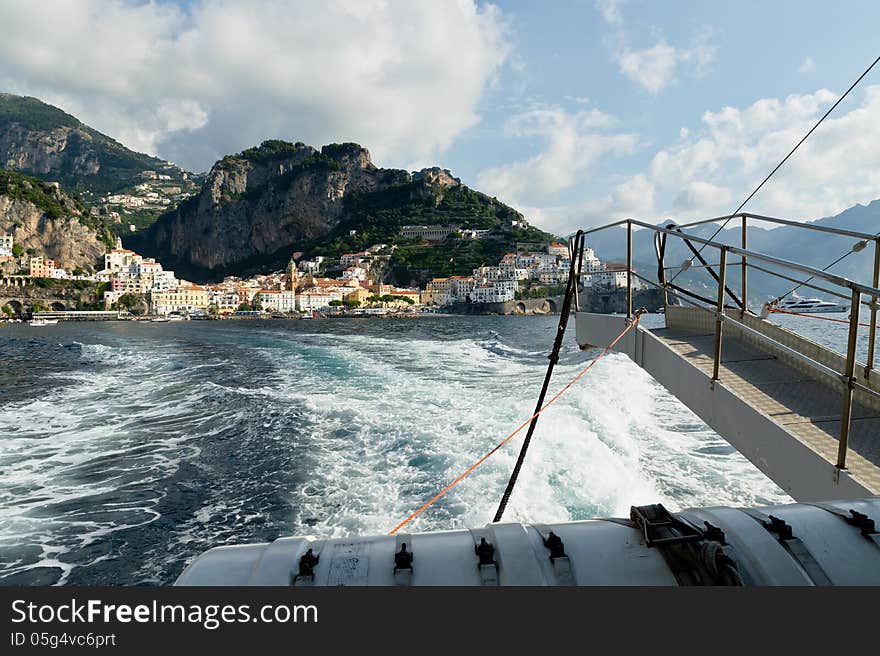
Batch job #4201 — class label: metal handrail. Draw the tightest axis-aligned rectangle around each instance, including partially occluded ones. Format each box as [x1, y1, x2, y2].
[630, 219, 880, 297]
[673, 211, 880, 242]
[577, 218, 880, 298]
[579, 214, 880, 476]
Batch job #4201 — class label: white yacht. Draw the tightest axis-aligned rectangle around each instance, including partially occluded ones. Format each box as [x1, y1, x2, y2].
[28, 318, 58, 326]
[776, 295, 848, 313]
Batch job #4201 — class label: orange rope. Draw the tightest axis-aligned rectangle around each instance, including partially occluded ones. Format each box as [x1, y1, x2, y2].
[388, 312, 643, 535]
[768, 306, 877, 328]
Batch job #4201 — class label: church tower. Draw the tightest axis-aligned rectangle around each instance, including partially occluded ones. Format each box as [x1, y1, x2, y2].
[286, 254, 299, 291]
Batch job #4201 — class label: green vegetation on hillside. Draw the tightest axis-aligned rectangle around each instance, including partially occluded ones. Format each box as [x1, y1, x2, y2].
[0, 168, 115, 248]
[303, 178, 556, 284]
[0, 169, 83, 218]
[0, 94, 194, 197]
[0, 94, 79, 131]
[310, 181, 547, 261]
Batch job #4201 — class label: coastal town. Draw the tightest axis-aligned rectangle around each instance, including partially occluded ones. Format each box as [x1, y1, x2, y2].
[0, 223, 636, 321]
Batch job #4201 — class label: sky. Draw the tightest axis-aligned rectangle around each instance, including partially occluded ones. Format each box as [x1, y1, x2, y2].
[0, 0, 879, 235]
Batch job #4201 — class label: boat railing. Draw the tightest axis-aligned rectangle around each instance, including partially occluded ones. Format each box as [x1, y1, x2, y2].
[569, 213, 880, 474]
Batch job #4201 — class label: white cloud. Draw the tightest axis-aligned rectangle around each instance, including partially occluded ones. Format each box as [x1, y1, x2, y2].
[673, 181, 732, 211]
[514, 173, 656, 235]
[614, 28, 717, 94]
[475, 106, 638, 205]
[0, 0, 510, 171]
[639, 86, 880, 221]
[616, 40, 679, 94]
[595, 0, 624, 25]
[680, 27, 718, 77]
[799, 56, 816, 73]
[504, 86, 880, 236]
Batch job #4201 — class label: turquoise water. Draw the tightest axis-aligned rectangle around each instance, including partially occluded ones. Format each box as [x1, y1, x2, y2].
[0, 315, 791, 585]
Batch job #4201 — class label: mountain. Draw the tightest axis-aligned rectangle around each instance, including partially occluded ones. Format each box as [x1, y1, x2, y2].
[0, 169, 113, 274]
[132, 139, 554, 283]
[0, 94, 200, 230]
[583, 201, 880, 303]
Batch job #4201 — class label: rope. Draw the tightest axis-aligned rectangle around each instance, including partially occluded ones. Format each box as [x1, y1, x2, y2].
[388, 311, 644, 536]
[767, 305, 876, 328]
[493, 233, 584, 523]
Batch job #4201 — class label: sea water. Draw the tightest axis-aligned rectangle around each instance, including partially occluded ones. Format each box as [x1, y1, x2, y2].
[0, 314, 798, 585]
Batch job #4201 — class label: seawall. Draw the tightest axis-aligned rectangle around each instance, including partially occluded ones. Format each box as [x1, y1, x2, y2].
[444, 287, 663, 316]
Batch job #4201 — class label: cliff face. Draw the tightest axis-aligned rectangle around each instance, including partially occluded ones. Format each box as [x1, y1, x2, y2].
[0, 122, 100, 179]
[0, 171, 109, 273]
[0, 94, 193, 195]
[134, 140, 509, 281]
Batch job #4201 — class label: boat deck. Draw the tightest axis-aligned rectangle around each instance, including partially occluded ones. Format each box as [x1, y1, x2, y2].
[576, 308, 880, 500]
[654, 326, 880, 494]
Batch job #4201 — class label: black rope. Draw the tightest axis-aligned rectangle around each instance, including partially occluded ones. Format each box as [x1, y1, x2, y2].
[675, 229, 742, 309]
[654, 226, 720, 307]
[493, 231, 584, 523]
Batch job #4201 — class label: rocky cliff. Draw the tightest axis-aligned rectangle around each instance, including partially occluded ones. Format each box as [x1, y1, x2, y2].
[0, 94, 194, 196]
[0, 170, 110, 274]
[133, 140, 532, 281]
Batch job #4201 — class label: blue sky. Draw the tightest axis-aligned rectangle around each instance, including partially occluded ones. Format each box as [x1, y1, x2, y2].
[1, 0, 879, 234]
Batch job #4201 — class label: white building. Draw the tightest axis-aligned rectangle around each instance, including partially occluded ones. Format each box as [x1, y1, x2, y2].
[209, 291, 240, 314]
[296, 292, 333, 312]
[256, 290, 298, 312]
[341, 266, 368, 281]
[400, 225, 458, 241]
[471, 281, 516, 303]
[151, 270, 178, 292]
[340, 253, 367, 267]
[0, 234, 12, 257]
[423, 278, 453, 305]
[547, 241, 569, 257]
[450, 276, 476, 300]
[299, 258, 323, 274]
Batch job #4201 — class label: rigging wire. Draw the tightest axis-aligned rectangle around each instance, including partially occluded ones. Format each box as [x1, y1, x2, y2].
[770, 234, 877, 303]
[668, 53, 880, 287]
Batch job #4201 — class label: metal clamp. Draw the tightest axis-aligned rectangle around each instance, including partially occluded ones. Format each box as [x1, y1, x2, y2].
[631, 504, 703, 547]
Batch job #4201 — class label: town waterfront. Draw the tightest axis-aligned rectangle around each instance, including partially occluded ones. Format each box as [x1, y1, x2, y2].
[0, 315, 790, 585]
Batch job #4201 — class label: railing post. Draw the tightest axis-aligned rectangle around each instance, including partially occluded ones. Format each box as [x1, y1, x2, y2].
[866, 239, 879, 378]
[837, 286, 861, 473]
[570, 234, 582, 312]
[712, 247, 728, 382]
[626, 220, 633, 319]
[741, 215, 748, 319]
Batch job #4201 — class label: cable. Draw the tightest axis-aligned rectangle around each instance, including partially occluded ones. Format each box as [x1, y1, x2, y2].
[493, 233, 583, 523]
[772, 237, 877, 303]
[669, 53, 880, 286]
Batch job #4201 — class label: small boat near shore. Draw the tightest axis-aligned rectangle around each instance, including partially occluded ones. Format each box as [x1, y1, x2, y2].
[28, 318, 58, 326]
